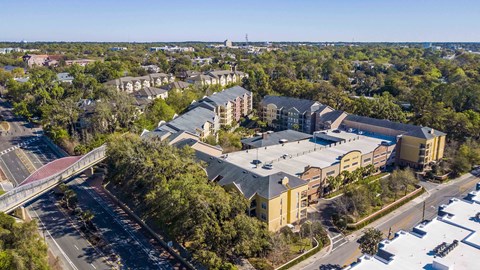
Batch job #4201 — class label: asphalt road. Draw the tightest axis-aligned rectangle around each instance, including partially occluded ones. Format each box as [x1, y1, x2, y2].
[301, 174, 480, 270]
[0, 99, 41, 152]
[69, 177, 178, 270]
[28, 192, 112, 270]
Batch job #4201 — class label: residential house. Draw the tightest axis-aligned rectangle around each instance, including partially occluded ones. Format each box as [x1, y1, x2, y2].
[141, 65, 161, 73]
[56, 72, 74, 84]
[192, 57, 213, 66]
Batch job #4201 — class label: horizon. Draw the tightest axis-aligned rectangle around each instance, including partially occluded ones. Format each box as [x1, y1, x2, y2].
[1, 0, 479, 42]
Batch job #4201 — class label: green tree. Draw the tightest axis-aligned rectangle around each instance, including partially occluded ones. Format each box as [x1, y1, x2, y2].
[359, 228, 383, 255]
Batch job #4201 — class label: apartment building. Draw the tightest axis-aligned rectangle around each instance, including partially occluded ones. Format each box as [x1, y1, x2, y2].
[105, 73, 175, 93]
[153, 106, 220, 139]
[186, 69, 247, 87]
[191, 86, 253, 127]
[196, 151, 308, 232]
[261, 95, 324, 134]
[342, 115, 446, 170]
[225, 129, 396, 202]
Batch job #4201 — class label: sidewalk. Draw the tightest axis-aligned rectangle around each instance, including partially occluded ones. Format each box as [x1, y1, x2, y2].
[288, 173, 476, 270]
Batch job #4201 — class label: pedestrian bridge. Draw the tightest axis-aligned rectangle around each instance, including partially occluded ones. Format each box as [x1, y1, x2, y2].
[0, 145, 107, 213]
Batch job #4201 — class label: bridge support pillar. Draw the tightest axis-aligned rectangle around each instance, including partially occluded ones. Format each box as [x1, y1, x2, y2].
[83, 167, 94, 177]
[12, 206, 28, 221]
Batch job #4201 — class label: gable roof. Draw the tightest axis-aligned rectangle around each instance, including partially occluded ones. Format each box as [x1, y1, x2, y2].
[196, 151, 307, 199]
[344, 114, 446, 139]
[202, 86, 251, 107]
[159, 106, 216, 135]
[317, 110, 347, 124]
[135, 87, 167, 98]
[262, 95, 321, 114]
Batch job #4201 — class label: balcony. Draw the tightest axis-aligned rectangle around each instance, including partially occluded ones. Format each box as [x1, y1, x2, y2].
[301, 200, 308, 208]
[301, 191, 308, 199]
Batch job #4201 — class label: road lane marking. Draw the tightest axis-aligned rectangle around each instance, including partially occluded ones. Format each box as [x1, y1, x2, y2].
[90, 263, 96, 269]
[74, 245, 79, 250]
[31, 208, 79, 270]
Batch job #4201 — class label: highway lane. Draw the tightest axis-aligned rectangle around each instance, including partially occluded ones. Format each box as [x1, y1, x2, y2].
[28, 193, 111, 270]
[302, 174, 480, 269]
[0, 150, 31, 185]
[69, 177, 177, 270]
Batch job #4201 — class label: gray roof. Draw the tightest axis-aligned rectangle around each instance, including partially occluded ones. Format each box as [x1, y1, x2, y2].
[202, 86, 251, 107]
[344, 114, 446, 139]
[262, 95, 321, 114]
[57, 72, 74, 82]
[196, 151, 307, 199]
[160, 106, 216, 135]
[317, 110, 346, 124]
[135, 87, 167, 98]
[161, 81, 191, 91]
[241, 130, 312, 148]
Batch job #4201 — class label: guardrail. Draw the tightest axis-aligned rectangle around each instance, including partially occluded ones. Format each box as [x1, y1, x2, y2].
[0, 145, 106, 213]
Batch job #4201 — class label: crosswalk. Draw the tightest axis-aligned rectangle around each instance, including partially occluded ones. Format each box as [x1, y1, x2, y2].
[331, 233, 348, 251]
[0, 137, 40, 156]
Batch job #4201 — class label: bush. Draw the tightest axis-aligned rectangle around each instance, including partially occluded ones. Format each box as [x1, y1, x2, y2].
[249, 258, 274, 270]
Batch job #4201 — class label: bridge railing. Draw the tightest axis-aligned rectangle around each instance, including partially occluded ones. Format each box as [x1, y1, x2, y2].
[0, 145, 107, 212]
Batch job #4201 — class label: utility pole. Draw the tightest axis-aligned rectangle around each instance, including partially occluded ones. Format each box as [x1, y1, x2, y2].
[388, 227, 392, 240]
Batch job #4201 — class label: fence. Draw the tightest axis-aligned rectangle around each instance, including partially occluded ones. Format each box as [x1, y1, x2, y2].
[0, 145, 106, 213]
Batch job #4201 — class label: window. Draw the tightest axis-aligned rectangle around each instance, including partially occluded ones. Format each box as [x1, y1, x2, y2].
[344, 159, 350, 162]
[364, 158, 371, 162]
[326, 171, 335, 176]
[261, 213, 266, 220]
[343, 165, 350, 169]
[312, 175, 320, 180]
[311, 184, 320, 189]
[261, 202, 267, 209]
[352, 162, 359, 166]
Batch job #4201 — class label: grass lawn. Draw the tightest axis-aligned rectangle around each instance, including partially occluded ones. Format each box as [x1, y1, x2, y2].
[290, 238, 313, 254]
[0, 190, 5, 196]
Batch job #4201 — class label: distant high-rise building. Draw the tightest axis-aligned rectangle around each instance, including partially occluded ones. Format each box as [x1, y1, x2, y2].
[224, 39, 232, 48]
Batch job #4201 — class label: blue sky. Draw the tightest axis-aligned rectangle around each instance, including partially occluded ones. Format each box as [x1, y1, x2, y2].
[1, 0, 479, 42]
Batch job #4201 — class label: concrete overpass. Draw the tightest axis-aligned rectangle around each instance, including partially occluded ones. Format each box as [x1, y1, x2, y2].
[0, 145, 106, 213]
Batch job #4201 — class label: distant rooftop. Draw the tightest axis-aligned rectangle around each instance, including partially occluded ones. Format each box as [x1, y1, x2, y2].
[261, 95, 321, 114]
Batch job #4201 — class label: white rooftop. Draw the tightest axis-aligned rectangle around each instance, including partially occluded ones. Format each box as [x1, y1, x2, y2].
[347, 194, 480, 270]
[225, 130, 393, 177]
